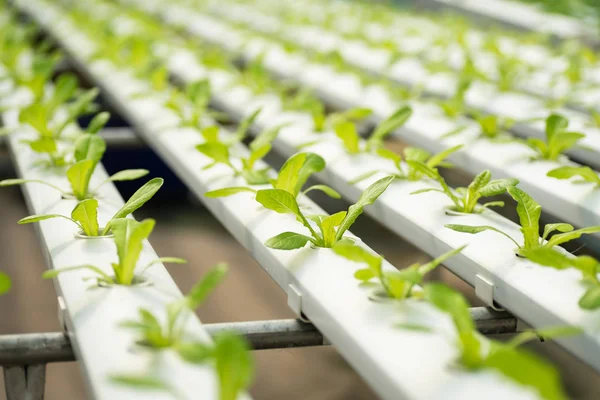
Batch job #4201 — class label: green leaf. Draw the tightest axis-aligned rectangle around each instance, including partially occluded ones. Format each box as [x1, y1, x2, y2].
[176, 341, 214, 364]
[302, 184, 341, 199]
[367, 106, 412, 150]
[424, 283, 474, 335]
[18, 214, 68, 225]
[479, 178, 519, 197]
[519, 247, 576, 270]
[205, 187, 256, 198]
[547, 166, 600, 185]
[72, 199, 99, 236]
[419, 245, 467, 275]
[67, 160, 95, 200]
[426, 145, 462, 168]
[0, 178, 64, 193]
[0, 272, 11, 295]
[213, 333, 254, 400]
[19, 103, 51, 137]
[445, 224, 521, 248]
[196, 142, 230, 165]
[321, 211, 347, 247]
[376, 148, 402, 165]
[545, 114, 569, 139]
[111, 218, 156, 285]
[354, 268, 376, 282]
[465, 170, 491, 212]
[507, 186, 541, 249]
[295, 153, 326, 195]
[265, 232, 313, 250]
[42, 264, 111, 282]
[232, 108, 261, 143]
[335, 176, 395, 241]
[74, 134, 106, 163]
[185, 263, 228, 309]
[109, 374, 170, 391]
[542, 223, 573, 241]
[508, 326, 583, 348]
[201, 126, 220, 142]
[246, 144, 271, 170]
[86, 112, 110, 134]
[484, 346, 567, 400]
[579, 287, 600, 310]
[340, 107, 372, 121]
[28, 137, 57, 154]
[255, 189, 302, 218]
[333, 241, 382, 276]
[250, 123, 287, 150]
[404, 147, 431, 163]
[334, 121, 360, 154]
[104, 178, 164, 235]
[549, 132, 585, 160]
[49, 73, 78, 113]
[545, 226, 600, 248]
[106, 169, 149, 182]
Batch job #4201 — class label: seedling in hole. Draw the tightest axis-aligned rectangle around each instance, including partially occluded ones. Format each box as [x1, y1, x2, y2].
[438, 77, 472, 119]
[446, 186, 600, 252]
[17, 178, 163, 236]
[196, 110, 286, 185]
[411, 166, 518, 213]
[205, 152, 340, 200]
[424, 283, 573, 400]
[547, 166, 600, 188]
[334, 106, 412, 154]
[42, 218, 186, 286]
[520, 247, 600, 310]
[527, 114, 585, 162]
[164, 79, 229, 130]
[112, 264, 254, 400]
[258, 175, 394, 249]
[0, 122, 149, 200]
[351, 145, 461, 184]
[333, 242, 466, 300]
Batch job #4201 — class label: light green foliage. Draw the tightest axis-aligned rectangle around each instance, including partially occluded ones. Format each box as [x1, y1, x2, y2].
[333, 242, 465, 300]
[547, 166, 600, 187]
[439, 77, 472, 119]
[424, 283, 569, 399]
[527, 114, 585, 161]
[351, 145, 461, 184]
[410, 163, 518, 213]
[258, 176, 394, 249]
[42, 217, 184, 285]
[445, 186, 600, 251]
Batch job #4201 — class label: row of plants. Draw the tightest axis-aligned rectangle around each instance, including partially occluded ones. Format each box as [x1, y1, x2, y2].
[35, 0, 600, 397]
[211, 0, 600, 120]
[0, 6, 254, 399]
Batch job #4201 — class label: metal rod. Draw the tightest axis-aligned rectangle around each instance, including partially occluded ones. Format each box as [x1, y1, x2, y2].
[0, 310, 517, 365]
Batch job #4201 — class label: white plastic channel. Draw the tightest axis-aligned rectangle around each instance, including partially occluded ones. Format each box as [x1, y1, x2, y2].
[16, 2, 553, 398]
[203, 1, 600, 172]
[0, 107, 227, 399]
[132, 4, 600, 253]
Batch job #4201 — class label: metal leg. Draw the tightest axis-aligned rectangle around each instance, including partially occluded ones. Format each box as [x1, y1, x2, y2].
[3, 364, 46, 400]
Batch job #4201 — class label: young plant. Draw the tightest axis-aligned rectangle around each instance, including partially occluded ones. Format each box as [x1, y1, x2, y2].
[196, 110, 285, 185]
[333, 242, 466, 300]
[164, 79, 228, 130]
[526, 114, 585, 161]
[17, 178, 163, 236]
[351, 145, 461, 184]
[258, 175, 394, 249]
[438, 77, 472, 119]
[546, 166, 600, 188]
[0, 127, 149, 200]
[112, 264, 254, 400]
[520, 247, 600, 310]
[445, 186, 600, 252]
[334, 106, 412, 154]
[424, 283, 570, 400]
[204, 152, 340, 200]
[410, 161, 518, 213]
[42, 218, 186, 285]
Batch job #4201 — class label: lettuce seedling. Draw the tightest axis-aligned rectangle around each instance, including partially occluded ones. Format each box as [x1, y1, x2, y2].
[112, 264, 254, 400]
[0, 128, 149, 200]
[351, 145, 461, 184]
[205, 152, 340, 200]
[424, 282, 570, 400]
[196, 110, 286, 185]
[333, 242, 466, 300]
[334, 106, 412, 154]
[17, 178, 164, 236]
[164, 79, 229, 130]
[446, 186, 600, 251]
[520, 247, 600, 310]
[410, 163, 518, 213]
[438, 77, 472, 119]
[526, 114, 585, 161]
[547, 166, 600, 188]
[42, 218, 186, 285]
[258, 176, 394, 249]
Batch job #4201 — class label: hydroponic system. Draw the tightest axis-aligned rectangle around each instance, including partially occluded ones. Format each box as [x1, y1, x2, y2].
[0, 0, 599, 398]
